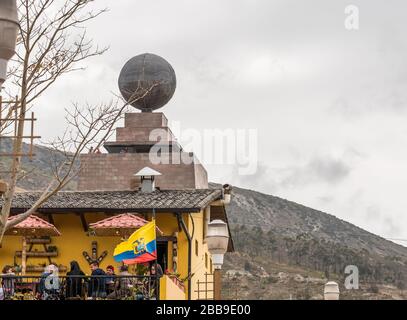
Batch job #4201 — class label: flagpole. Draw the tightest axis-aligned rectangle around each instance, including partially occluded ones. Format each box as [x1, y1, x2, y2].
[153, 207, 159, 300]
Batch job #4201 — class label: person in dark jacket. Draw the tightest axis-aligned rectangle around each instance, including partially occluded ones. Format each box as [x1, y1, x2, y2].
[88, 262, 106, 299]
[66, 261, 85, 299]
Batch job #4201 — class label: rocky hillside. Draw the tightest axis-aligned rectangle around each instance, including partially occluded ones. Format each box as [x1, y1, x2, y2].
[224, 184, 407, 258]
[0, 138, 77, 190]
[2, 141, 407, 299]
[217, 184, 407, 299]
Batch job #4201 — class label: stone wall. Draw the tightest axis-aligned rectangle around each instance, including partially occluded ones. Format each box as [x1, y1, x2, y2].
[78, 153, 208, 190]
[78, 112, 208, 191]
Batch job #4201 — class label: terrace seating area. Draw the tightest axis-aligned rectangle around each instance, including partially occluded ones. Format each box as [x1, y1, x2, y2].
[0, 274, 160, 300]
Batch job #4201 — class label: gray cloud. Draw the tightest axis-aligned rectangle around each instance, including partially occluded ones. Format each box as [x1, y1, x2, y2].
[365, 206, 402, 238]
[15, 0, 407, 243]
[229, 162, 279, 194]
[279, 155, 352, 188]
[317, 195, 334, 205]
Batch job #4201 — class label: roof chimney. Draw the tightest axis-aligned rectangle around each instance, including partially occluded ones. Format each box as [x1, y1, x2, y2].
[134, 167, 162, 193]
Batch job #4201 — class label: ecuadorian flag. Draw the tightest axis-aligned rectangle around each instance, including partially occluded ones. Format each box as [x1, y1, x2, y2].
[113, 220, 157, 264]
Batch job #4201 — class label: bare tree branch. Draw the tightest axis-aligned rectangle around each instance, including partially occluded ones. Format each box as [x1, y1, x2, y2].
[0, 0, 108, 242]
[4, 82, 157, 230]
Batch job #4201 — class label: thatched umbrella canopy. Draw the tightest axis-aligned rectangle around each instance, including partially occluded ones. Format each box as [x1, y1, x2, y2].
[6, 215, 61, 275]
[89, 213, 162, 238]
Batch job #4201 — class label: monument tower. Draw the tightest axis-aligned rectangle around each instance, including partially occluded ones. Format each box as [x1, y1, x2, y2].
[78, 53, 208, 191]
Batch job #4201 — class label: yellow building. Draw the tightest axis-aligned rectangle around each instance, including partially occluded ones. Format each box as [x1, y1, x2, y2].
[0, 188, 233, 300]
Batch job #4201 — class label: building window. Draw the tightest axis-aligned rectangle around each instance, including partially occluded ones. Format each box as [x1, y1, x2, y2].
[195, 239, 199, 256]
[205, 253, 208, 269]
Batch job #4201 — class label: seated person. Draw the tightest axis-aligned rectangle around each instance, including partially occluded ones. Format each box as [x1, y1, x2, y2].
[107, 265, 134, 299]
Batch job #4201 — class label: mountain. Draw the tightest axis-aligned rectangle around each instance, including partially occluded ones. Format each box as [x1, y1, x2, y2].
[222, 183, 407, 258]
[0, 138, 77, 190]
[215, 184, 407, 299]
[2, 141, 407, 299]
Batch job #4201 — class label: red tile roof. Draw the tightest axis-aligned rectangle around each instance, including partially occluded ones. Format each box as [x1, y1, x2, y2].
[88, 213, 163, 236]
[7, 215, 61, 236]
[89, 213, 148, 229]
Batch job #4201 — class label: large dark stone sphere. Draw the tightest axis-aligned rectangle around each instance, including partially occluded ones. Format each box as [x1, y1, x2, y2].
[118, 53, 176, 112]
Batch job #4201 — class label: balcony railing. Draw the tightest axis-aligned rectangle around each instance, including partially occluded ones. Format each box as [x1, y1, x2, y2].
[0, 275, 160, 300]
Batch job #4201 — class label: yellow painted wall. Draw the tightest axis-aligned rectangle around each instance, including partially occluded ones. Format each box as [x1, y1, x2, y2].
[159, 275, 185, 300]
[0, 213, 123, 275]
[0, 211, 213, 300]
[186, 211, 214, 300]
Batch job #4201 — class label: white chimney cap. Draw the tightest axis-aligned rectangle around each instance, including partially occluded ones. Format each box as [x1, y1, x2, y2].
[134, 167, 162, 177]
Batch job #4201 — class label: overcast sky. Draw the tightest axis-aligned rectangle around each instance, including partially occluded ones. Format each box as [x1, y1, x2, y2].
[31, 0, 407, 243]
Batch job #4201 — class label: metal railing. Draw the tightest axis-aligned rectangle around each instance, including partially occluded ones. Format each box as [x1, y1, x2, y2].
[0, 275, 160, 300]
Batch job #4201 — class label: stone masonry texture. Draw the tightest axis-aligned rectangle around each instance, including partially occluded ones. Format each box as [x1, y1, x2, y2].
[78, 112, 208, 191]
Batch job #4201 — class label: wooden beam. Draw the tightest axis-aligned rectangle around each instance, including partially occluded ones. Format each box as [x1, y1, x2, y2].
[157, 236, 177, 242]
[26, 265, 67, 273]
[16, 251, 58, 257]
[79, 213, 88, 232]
[26, 238, 51, 244]
[47, 214, 55, 225]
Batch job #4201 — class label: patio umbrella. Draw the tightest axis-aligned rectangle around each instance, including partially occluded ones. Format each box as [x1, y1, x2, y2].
[5, 215, 61, 275]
